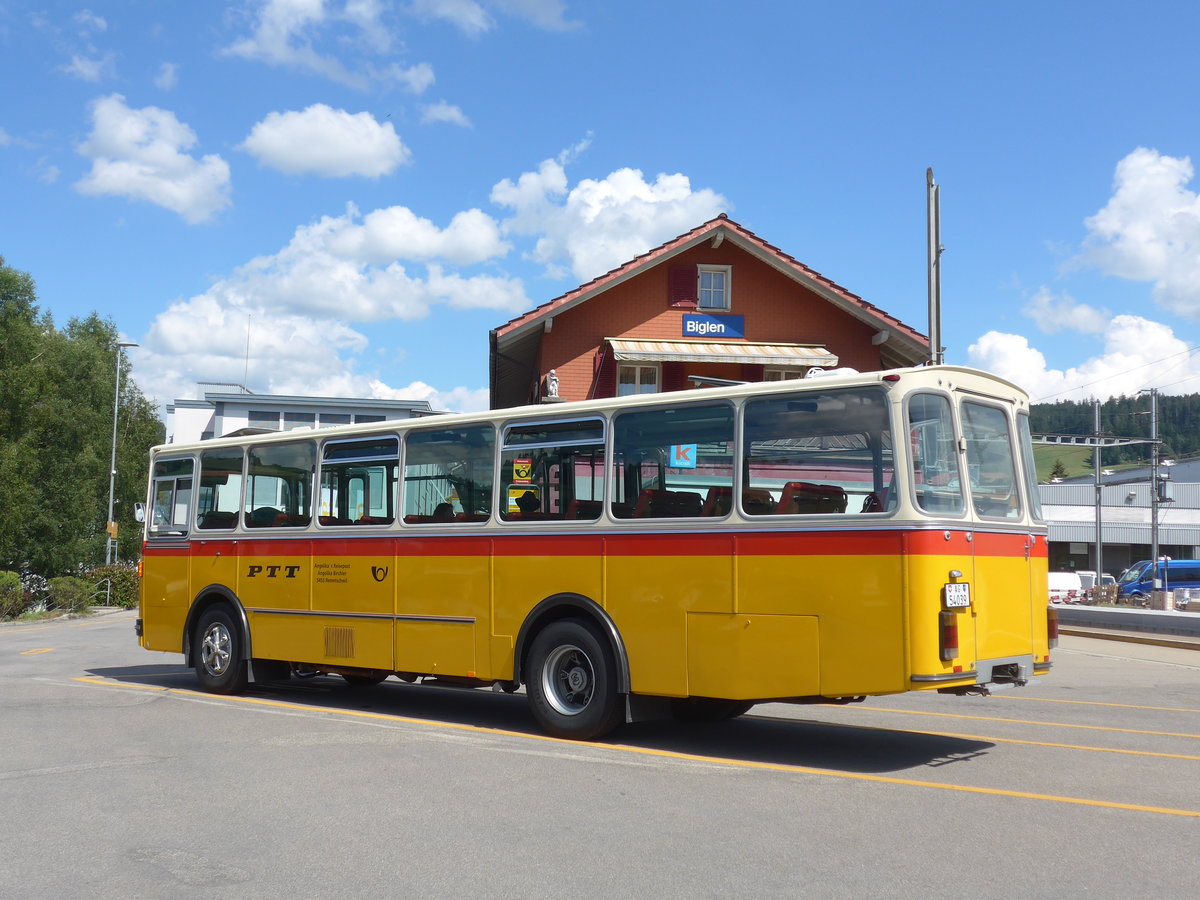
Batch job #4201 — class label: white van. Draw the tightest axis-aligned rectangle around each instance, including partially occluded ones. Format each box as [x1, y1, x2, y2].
[1048, 571, 1084, 604]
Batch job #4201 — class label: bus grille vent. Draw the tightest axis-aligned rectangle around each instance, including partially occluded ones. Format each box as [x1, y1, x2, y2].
[324, 627, 355, 658]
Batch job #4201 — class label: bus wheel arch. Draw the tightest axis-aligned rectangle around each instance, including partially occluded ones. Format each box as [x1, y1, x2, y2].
[184, 586, 251, 694]
[514, 594, 630, 695]
[525, 616, 624, 740]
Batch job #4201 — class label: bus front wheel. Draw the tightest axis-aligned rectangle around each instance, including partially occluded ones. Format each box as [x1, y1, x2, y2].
[527, 618, 622, 741]
[193, 606, 248, 694]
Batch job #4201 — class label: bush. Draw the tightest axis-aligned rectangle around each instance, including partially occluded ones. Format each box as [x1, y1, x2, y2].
[87, 564, 140, 608]
[47, 576, 95, 613]
[0, 571, 24, 619]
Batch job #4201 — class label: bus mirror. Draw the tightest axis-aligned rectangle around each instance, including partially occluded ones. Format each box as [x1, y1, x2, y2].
[133, 503, 146, 523]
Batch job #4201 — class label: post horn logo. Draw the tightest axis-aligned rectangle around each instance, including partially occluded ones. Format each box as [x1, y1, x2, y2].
[371, 565, 389, 582]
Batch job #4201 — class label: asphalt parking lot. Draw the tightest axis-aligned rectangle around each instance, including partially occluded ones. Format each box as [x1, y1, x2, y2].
[2, 610, 1199, 898]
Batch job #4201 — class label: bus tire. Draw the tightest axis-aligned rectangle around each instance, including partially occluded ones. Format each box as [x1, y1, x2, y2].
[193, 606, 248, 695]
[527, 618, 622, 741]
[670, 697, 754, 723]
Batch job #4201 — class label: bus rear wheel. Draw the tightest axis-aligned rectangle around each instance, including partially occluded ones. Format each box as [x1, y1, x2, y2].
[193, 606, 248, 695]
[527, 618, 622, 741]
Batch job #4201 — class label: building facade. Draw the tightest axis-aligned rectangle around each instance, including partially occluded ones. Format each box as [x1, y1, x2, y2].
[490, 214, 929, 409]
[167, 383, 436, 444]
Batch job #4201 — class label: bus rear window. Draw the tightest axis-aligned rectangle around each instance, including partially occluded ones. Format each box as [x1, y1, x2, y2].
[743, 388, 894, 516]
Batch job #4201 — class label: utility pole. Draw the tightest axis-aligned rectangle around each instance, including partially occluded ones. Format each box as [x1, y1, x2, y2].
[1094, 399, 1103, 581]
[1143, 388, 1160, 589]
[926, 168, 943, 365]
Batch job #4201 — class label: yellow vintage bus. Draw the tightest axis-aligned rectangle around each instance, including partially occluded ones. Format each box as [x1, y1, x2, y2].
[137, 365, 1053, 740]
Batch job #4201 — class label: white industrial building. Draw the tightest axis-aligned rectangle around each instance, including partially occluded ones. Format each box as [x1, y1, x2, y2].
[1041, 460, 1200, 576]
[166, 383, 437, 445]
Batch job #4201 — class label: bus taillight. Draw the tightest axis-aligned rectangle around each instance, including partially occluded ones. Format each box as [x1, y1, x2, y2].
[939, 610, 959, 661]
[1047, 607, 1059, 649]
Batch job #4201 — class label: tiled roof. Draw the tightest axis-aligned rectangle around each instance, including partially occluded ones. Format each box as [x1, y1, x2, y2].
[491, 213, 928, 347]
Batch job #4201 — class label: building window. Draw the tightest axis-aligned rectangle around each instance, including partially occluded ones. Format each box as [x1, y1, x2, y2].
[283, 412, 316, 431]
[248, 410, 279, 430]
[355, 414, 385, 424]
[618, 364, 659, 396]
[320, 413, 351, 427]
[698, 265, 732, 311]
[763, 368, 803, 382]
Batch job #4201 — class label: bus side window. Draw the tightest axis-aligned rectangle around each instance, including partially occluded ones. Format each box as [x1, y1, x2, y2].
[403, 424, 495, 524]
[196, 448, 244, 531]
[611, 402, 734, 519]
[743, 388, 894, 517]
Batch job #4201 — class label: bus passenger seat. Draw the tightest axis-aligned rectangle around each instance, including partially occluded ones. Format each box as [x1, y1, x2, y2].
[702, 486, 733, 516]
[741, 489, 776, 516]
[778, 482, 848, 515]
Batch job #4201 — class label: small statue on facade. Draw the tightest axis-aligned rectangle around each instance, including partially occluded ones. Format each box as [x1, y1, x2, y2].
[544, 369, 560, 399]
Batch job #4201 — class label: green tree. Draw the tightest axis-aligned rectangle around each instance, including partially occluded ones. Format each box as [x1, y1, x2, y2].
[0, 256, 164, 577]
[1049, 459, 1068, 480]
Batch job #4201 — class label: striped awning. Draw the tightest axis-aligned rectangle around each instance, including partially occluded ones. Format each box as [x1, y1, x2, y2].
[608, 339, 838, 368]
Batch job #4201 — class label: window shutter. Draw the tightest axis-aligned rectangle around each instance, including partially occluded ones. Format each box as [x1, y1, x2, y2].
[668, 265, 697, 308]
[592, 347, 616, 399]
[661, 362, 685, 393]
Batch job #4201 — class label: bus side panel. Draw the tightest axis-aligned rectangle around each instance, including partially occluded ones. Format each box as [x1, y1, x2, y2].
[139, 545, 190, 652]
[686, 613, 819, 699]
[492, 533, 604, 680]
[904, 531, 977, 686]
[606, 533, 733, 698]
[309, 537, 394, 671]
[736, 532, 906, 697]
[397, 537, 490, 679]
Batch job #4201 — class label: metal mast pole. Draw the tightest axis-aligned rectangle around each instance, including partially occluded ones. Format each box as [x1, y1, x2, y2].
[1149, 388, 1160, 589]
[926, 168, 943, 365]
[1094, 399, 1103, 582]
[105, 341, 138, 565]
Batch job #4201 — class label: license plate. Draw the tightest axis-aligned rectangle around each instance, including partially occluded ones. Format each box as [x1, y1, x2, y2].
[944, 582, 971, 608]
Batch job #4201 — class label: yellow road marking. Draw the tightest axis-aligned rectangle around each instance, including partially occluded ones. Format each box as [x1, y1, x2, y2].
[906, 728, 1200, 762]
[19, 648, 54, 655]
[71, 677, 1200, 819]
[852, 706, 1200, 740]
[996, 695, 1200, 715]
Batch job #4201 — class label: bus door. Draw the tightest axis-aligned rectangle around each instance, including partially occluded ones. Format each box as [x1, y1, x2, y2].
[141, 456, 195, 651]
[961, 399, 1037, 673]
[907, 393, 980, 677]
[398, 425, 495, 680]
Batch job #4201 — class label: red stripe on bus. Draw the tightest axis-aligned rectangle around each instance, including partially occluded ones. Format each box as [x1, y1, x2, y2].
[143, 528, 1042, 560]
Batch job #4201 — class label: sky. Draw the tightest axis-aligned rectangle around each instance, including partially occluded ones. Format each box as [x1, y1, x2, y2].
[4, 1, 1200, 420]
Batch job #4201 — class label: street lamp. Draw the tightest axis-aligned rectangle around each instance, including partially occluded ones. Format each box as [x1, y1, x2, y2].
[106, 341, 138, 565]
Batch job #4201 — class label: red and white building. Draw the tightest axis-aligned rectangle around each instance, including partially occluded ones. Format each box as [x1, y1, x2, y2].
[490, 214, 929, 409]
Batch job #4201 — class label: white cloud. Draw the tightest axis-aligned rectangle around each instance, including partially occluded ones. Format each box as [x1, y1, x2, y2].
[491, 0, 579, 31]
[491, 158, 728, 282]
[968, 314, 1200, 402]
[62, 53, 114, 82]
[421, 100, 471, 127]
[155, 62, 179, 90]
[240, 104, 411, 177]
[1082, 147, 1200, 316]
[73, 10, 107, 32]
[327, 205, 509, 265]
[383, 61, 435, 94]
[224, 0, 431, 90]
[410, 0, 580, 35]
[0, 127, 10, 146]
[75, 94, 231, 223]
[410, 0, 493, 36]
[1023, 287, 1109, 335]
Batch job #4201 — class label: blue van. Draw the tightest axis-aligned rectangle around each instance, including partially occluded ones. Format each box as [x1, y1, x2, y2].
[1117, 559, 1200, 598]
